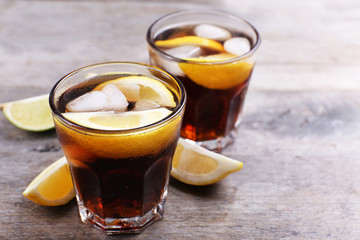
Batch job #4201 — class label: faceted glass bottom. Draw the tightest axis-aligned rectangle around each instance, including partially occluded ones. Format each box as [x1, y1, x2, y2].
[77, 196, 165, 235]
[195, 125, 238, 152]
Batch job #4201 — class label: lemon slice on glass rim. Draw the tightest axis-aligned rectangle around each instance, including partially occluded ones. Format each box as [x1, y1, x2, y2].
[1, 94, 54, 131]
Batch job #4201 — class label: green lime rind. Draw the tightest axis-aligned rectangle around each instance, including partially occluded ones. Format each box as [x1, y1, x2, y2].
[1, 94, 55, 132]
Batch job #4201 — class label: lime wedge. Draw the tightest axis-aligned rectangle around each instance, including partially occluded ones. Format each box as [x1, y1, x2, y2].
[1, 94, 54, 131]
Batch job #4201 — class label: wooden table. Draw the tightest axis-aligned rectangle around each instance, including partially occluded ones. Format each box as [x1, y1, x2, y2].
[1, 0, 360, 239]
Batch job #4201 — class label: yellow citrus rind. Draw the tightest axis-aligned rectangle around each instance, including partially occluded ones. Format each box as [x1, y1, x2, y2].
[23, 157, 75, 206]
[155, 36, 224, 52]
[171, 138, 243, 186]
[179, 53, 254, 90]
[62, 108, 172, 131]
[55, 110, 182, 160]
[93, 76, 176, 108]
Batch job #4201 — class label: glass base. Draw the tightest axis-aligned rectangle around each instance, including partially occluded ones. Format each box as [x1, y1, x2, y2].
[194, 127, 238, 152]
[77, 197, 165, 235]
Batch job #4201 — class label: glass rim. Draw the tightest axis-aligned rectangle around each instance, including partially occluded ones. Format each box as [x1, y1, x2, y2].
[146, 9, 261, 65]
[49, 61, 186, 135]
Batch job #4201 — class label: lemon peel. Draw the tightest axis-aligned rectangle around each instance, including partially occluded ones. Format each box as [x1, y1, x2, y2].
[23, 157, 75, 206]
[62, 108, 172, 131]
[94, 76, 176, 108]
[155, 36, 224, 52]
[179, 53, 254, 90]
[171, 138, 243, 186]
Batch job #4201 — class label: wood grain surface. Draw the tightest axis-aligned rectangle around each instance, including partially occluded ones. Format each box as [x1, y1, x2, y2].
[1, 0, 360, 239]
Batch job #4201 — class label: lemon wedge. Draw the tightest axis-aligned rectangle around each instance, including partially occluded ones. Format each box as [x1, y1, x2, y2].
[171, 138, 243, 186]
[23, 157, 75, 206]
[179, 53, 254, 90]
[1, 94, 54, 131]
[94, 76, 176, 108]
[63, 108, 172, 130]
[155, 36, 224, 52]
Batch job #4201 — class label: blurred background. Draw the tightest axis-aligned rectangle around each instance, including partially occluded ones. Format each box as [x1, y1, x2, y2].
[1, 0, 359, 98]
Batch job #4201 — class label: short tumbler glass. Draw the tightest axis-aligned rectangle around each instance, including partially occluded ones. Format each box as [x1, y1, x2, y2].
[49, 62, 186, 234]
[147, 9, 260, 152]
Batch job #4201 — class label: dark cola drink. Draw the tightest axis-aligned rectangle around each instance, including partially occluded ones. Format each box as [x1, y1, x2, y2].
[49, 63, 185, 234]
[147, 10, 260, 151]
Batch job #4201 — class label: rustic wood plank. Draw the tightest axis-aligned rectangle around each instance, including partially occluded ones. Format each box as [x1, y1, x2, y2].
[2, 89, 360, 239]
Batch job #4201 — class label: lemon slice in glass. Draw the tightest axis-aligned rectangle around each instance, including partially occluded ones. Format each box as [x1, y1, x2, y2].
[63, 108, 172, 130]
[23, 157, 75, 206]
[171, 138, 243, 186]
[94, 76, 176, 108]
[179, 53, 254, 90]
[155, 36, 224, 52]
[1, 94, 54, 131]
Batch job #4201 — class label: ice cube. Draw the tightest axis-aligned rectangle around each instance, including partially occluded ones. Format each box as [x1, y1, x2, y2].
[159, 45, 202, 76]
[133, 99, 160, 111]
[66, 91, 110, 112]
[101, 83, 129, 112]
[224, 37, 251, 56]
[194, 24, 231, 41]
[66, 83, 128, 112]
[156, 57, 184, 76]
[116, 83, 140, 102]
[165, 45, 202, 59]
